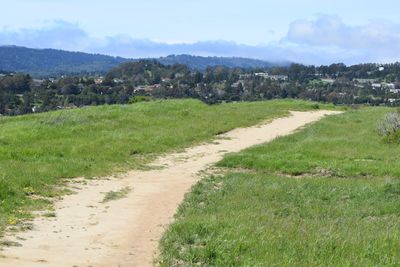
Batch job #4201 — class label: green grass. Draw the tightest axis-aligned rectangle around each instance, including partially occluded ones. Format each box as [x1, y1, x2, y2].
[160, 107, 400, 266]
[0, 98, 329, 233]
[219, 107, 400, 177]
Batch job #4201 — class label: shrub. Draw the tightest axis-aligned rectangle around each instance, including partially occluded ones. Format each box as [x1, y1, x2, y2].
[377, 112, 400, 143]
[128, 95, 152, 104]
[311, 103, 320, 109]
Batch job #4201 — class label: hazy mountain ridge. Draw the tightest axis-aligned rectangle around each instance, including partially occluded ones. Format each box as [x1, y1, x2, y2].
[0, 46, 128, 77]
[0, 46, 288, 77]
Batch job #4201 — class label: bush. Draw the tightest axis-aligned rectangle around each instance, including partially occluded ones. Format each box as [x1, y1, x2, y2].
[128, 95, 152, 104]
[377, 112, 400, 143]
[311, 104, 320, 109]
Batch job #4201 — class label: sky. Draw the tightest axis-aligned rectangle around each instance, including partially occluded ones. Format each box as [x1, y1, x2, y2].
[1, 0, 400, 65]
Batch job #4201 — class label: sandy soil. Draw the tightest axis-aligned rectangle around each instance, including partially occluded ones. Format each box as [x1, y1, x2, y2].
[0, 110, 340, 267]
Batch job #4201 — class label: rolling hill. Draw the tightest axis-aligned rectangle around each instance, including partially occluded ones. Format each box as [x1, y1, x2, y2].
[0, 46, 128, 77]
[0, 46, 289, 77]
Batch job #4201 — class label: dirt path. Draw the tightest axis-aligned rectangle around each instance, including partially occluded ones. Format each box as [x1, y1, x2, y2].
[0, 110, 340, 267]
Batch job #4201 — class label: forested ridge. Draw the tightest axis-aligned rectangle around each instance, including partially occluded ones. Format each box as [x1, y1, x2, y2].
[0, 46, 284, 77]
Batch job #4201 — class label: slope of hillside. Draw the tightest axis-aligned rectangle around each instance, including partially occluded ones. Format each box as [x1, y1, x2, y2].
[0, 46, 289, 77]
[0, 99, 331, 237]
[160, 107, 400, 266]
[0, 109, 338, 267]
[0, 46, 128, 76]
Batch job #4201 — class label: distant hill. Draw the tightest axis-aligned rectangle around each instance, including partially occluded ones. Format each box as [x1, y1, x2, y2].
[0, 46, 128, 77]
[156, 55, 289, 70]
[0, 46, 290, 77]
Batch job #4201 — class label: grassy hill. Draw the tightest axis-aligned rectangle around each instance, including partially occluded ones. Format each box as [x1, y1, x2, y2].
[160, 107, 400, 266]
[0, 99, 328, 234]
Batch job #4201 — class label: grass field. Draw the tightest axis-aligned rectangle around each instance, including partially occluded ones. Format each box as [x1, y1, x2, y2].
[160, 107, 400, 266]
[0, 99, 330, 234]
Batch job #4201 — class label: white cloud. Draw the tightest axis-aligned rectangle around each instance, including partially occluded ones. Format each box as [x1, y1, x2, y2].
[285, 14, 400, 61]
[0, 21, 90, 51]
[1, 16, 400, 65]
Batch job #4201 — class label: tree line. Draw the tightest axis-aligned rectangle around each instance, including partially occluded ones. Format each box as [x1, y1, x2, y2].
[2, 60, 400, 116]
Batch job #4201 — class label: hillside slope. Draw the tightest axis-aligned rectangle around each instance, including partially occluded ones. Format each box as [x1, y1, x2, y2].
[0, 46, 288, 77]
[0, 99, 329, 236]
[161, 107, 400, 266]
[0, 46, 128, 76]
[0, 109, 336, 267]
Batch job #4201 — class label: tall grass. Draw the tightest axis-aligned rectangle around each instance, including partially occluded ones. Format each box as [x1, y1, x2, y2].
[160, 107, 400, 266]
[219, 107, 400, 177]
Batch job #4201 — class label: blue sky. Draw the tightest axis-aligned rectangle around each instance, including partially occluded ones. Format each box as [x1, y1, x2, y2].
[1, 0, 400, 64]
